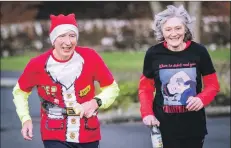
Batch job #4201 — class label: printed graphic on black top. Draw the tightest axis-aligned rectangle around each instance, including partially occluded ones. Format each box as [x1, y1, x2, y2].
[160, 68, 197, 113]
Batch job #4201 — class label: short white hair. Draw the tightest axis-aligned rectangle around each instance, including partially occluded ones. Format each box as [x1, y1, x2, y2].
[153, 5, 195, 42]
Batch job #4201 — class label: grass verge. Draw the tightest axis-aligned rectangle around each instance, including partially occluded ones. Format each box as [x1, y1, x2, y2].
[1, 48, 230, 71]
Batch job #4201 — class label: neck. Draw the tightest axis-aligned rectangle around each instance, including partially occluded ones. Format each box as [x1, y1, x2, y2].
[167, 42, 186, 52]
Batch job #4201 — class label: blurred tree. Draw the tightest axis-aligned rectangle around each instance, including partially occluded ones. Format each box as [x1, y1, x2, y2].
[35, 1, 151, 20]
[149, 1, 162, 19]
[0, 2, 41, 24]
[189, 2, 202, 43]
[202, 1, 230, 16]
[173, 1, 186, 8]
[1, 1, 229, 24]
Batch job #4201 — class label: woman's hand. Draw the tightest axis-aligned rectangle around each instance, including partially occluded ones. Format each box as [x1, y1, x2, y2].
[142, 115, 160, 127]
[186, 96, 204, 111]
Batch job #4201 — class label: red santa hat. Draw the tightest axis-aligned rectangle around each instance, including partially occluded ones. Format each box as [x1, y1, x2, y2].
[49, 13, 79, 45]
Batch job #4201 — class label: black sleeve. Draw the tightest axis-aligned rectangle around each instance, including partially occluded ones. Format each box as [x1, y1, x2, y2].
[142, 47, 154, 78]
[199, 46, 216, 76]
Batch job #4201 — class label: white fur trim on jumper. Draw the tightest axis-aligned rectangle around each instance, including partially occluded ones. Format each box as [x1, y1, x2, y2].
[49, 24, 79, 45]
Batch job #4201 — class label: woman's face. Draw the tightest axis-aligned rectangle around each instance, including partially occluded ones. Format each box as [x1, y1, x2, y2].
[162, 17, 185, 47]
[53, 30, 77, 60]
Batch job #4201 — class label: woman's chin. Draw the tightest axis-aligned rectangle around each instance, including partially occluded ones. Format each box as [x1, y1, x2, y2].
[169, 42, 182, 48]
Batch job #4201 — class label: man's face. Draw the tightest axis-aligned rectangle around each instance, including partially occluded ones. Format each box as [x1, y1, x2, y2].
[53, 30, 77, 58]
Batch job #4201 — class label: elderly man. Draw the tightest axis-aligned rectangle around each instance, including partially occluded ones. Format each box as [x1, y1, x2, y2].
[12, 13, 119, 148]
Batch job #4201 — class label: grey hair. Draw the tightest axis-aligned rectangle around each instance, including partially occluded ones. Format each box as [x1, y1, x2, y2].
[153, 5, 195, 42]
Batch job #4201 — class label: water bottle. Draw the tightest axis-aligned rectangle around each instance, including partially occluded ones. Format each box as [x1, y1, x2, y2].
[150, 126, 163, 148]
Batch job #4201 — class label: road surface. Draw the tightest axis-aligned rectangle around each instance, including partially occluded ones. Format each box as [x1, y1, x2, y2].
[1, 87, 230, 148]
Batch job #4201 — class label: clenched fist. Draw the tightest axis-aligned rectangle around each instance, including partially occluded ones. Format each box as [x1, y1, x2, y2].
[81, 99, 99, 118]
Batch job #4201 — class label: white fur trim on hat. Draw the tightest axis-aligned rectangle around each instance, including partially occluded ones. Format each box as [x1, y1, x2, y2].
[49, 24, 79, 45]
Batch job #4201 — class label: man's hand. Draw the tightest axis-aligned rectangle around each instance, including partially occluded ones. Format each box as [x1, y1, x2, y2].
[186, 96, 204, 111]
[21, 120, 33, 141]
[81, 99, 99, 118]
[142, 115, 160, 127]
[72, 103, 85, 118]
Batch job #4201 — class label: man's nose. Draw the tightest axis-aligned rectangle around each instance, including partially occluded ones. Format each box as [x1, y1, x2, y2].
[63, 37, 71, 45]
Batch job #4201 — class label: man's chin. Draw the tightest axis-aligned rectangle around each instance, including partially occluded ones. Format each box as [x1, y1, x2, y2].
[62, 50, 74, 55]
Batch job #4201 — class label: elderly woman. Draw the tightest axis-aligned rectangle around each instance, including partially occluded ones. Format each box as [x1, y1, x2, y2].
[138, 5, 220, 148]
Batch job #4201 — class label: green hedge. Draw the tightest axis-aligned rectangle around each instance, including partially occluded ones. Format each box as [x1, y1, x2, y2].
[98, 81, 138, 112]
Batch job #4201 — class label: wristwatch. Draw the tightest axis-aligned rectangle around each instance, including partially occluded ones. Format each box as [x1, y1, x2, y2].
[94, 97, 102, 107]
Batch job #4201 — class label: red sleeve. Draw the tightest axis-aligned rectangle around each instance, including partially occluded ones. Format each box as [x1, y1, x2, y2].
[18, 58, 38, 92]
[138, 75, 155, 119]
[196, 73, 220, 107]
[93, 50, 114, 87]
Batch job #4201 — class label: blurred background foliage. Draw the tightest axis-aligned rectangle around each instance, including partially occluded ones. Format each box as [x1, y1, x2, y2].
[1, 1, 230, 111]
